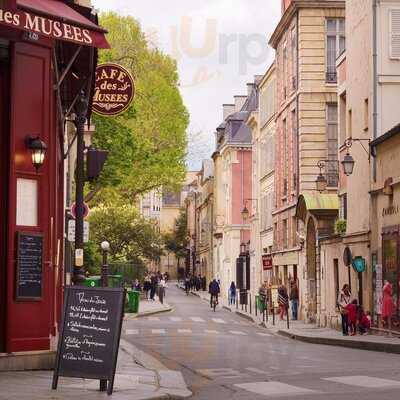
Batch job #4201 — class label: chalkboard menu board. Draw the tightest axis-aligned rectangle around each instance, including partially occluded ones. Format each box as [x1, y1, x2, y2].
[52, 286, 125, 395]
[16, 232, 43, 300]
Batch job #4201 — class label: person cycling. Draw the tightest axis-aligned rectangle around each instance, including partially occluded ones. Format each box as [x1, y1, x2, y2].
[209, 278, 220, 308]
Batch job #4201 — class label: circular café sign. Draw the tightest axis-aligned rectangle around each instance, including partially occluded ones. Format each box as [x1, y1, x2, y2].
[92, 63, 134, 116]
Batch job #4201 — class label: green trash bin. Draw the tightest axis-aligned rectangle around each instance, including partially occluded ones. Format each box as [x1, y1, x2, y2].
[84, 276, 101, 288]
[127, 290, 140, 313]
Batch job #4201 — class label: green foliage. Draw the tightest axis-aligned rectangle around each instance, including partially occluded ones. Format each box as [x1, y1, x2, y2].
[87, 205, 164, 267]
[88, 12, 189, 206]
[163, 208, 188, 260]
[335, 219, 347, 235]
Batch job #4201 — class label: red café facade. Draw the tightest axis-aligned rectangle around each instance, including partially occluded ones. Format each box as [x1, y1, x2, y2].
[0, 0, 108, 353]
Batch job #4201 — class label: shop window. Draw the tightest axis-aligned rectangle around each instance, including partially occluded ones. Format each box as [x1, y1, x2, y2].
[16, 178, 38, 227]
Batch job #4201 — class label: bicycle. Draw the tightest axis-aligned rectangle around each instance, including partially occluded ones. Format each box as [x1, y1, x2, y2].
[211, 295, 218, 312]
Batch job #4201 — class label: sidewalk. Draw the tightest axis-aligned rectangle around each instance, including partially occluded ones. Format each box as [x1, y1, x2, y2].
[187, 287, 400, 355]
[0, 294, 189, 400]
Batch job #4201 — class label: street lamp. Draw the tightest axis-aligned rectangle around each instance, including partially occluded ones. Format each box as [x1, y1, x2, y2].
[26, 136, 47, 172]
[101, 241, 110, 288]
[340, 137, 372, 177]
[315, 160, 328, 192]
[241, 198, 258, 221]
[341, 152, 355, 176]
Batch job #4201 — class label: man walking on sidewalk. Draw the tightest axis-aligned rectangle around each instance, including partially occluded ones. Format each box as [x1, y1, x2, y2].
[290, 281, 299, 320]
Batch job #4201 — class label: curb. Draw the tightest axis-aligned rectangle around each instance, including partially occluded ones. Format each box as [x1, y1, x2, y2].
[125, 305, 173, 320]
[277, 330, 400, 354]
[235, 310, 258, 323]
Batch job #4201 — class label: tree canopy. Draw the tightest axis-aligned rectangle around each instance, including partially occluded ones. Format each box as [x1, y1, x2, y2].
[88, 12, 189, 206]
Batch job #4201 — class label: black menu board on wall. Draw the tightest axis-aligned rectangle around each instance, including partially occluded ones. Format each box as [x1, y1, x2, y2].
[52, 286, 126, 395]
[16, 232, 43, 300]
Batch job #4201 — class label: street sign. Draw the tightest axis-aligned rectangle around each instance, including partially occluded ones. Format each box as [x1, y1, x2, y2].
[352, 256, 366, 273]
[68, 220, 89, 243]
[70, 202, 90, 220]
[52, 286, 126, 395]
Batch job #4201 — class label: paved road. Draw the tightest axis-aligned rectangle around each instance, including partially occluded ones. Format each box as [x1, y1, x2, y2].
[123, 285, 400, 399]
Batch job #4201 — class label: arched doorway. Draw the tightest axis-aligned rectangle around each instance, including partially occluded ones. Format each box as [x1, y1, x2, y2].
[306, 217, 317, 321]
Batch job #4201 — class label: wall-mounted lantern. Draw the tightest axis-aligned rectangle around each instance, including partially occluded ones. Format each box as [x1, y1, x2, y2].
[26, 136, 47, 172]
[315, 160, 328, 192]
[341, 137, 372, 177]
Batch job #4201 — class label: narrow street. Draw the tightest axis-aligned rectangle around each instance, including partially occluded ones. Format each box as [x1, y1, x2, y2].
[123, 285, 400, 399]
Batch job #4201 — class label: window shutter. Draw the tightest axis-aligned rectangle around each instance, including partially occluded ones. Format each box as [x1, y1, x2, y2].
[390, 9, 400, 59]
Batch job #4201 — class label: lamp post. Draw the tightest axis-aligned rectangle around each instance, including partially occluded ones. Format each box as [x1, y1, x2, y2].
[101, 241, 110, 288]
[73, 91, 88, 285]
[26, 136, 47, 172]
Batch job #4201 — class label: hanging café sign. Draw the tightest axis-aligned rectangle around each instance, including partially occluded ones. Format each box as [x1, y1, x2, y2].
[0, 7, 109, 48]
[92, 63, 135, 117]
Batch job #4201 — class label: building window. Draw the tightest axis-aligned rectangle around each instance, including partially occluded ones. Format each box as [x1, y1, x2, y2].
[364, 98, 369, 131]
[283, 42, 287, 98]
[326, 103, 339, 187]
[390, 9, 400, 59]
[326, 19, 345, 83]
[274, 222, 278, 249]
[292, 216, 297, 247]
[340, 193, 347, 220]
[291, 109, 297, 192]
[283, 219, 288, 249]
[339, 93, 346, 146]
[291, 26, 297, 90]
[348, 108, 352, 138]
[283, 118, 288, 196]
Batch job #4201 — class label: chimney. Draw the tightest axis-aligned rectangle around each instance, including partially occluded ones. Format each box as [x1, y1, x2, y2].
[223, 104, 235, 120]
[282, 0, 292, 14]
[234, 95, 247, 112]
[247, 83, 254, 96]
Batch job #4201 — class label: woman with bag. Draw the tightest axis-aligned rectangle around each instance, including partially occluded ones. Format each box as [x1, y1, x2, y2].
[337, 284, 352, 336]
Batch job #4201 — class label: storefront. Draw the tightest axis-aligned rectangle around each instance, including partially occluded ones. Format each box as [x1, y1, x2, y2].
[371, 124, 400, 331]
[0, 0, 108, 353]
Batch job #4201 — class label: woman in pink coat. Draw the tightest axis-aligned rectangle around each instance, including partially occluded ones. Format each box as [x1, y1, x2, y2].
[382, 280, 394, 332]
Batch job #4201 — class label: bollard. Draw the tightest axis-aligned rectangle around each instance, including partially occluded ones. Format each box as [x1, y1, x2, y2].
[250, 294, 252, 315]
[255, 296, 258, 317]
[272, 306, 275, 326]
[245, 292, 247, 313]
[236, 292, 239, 310]
[265, 300, 269, 322]
[286, 303, 290, 329]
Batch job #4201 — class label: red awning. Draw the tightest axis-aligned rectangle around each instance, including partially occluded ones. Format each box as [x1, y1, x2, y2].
[8, 0, 110, 48]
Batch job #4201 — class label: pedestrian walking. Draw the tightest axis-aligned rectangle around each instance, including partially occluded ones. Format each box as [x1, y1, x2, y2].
[278, 283, 289, 320]
[382, 280, 394, 333]
[337, 284, 352, 336]
[150, 274, 157, 301]
[158, 277, 167, 304]
[229, 282, 236, 305]
[290, 281, 299, 320]
[143, 276, 151, 300]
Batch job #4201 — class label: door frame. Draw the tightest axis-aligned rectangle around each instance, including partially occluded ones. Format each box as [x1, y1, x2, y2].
[0, 43, 10, 353]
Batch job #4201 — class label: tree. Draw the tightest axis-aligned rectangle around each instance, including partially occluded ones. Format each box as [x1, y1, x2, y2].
[87, 205, 164, 268]
[163, 208, 188, 269]
[87, 12, 189, 206]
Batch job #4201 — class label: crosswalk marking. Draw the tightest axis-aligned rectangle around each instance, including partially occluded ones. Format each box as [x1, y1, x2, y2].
[323, 376, 400, 388]
[190, 317, 205, 323]
[235, 382, 318, 396]
[204, 329, 219, 334]
[151, 329, 166, 334]
[169, 316, 182, 322]
[256, 332, 272, 337]
[230, 331, 247, 335]
[245, 367, 268, 374]
[147, 317, 160, 321]
[177, 329, 192, 334]
[125, 329, 139, 335]
[212, 318, 226, 324]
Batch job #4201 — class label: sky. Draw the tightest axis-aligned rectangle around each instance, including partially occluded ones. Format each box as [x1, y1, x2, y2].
[92, 0, 282, 169]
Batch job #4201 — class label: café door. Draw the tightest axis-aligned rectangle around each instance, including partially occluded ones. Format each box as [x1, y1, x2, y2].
[0, 43, 9, 353]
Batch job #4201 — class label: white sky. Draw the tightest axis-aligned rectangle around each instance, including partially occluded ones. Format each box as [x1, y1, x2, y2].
[92, 0, 281, 169]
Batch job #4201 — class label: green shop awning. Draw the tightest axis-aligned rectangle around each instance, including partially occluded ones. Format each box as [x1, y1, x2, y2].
[296, 192, 339, 222]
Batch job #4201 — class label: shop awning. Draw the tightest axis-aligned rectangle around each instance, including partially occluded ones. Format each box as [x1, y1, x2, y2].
[296, 192, 339, 222]
[0, 0, 109, 48]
